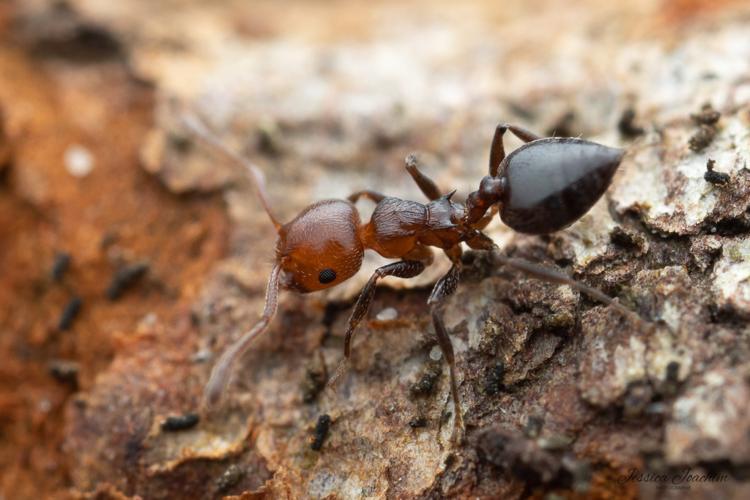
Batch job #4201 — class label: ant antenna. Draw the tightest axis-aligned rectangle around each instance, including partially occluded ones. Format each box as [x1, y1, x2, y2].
[180, 113, 282, 230]
[203, 263, 282, 409]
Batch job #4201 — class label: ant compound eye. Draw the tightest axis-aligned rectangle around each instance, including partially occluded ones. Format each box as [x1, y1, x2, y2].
[318, 268, 337, 284]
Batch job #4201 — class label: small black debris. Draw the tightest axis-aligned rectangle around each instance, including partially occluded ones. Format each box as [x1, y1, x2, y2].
[704, 159, 730, 185]
[58, 296, 82, 330]
[49, 359, 79, 388]
[311, 414, 331, 451]
[410, 361, 442, 397]
[689, 125, 717, 152]
[476, 426, 561, 484]
[301, 355, 327, 404]
[661, 361, 681, 396]
[409, 417, 427, 428]
[106, 261, 149, 300]
[617, 108, 645, 138]
[623, 382, 654, 417]
[524, 415, 544, 438]
[688, 103, 721, 152]
[51, 252, 71, 282]
[215, 464, 244, 494]
[161, 412, 200, 432]
[690, 103, 721, 126]
[485, 361, 505, 395]
[666, 361, 680, 382]
[546, 110, 577, 138]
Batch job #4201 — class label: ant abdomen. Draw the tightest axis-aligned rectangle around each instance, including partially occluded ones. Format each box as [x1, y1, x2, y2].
[499, 138, 624, 234]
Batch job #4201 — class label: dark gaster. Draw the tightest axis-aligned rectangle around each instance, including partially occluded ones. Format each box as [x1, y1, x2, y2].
[499, 138, 624, 234]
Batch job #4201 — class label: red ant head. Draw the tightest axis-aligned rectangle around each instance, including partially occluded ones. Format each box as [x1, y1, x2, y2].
[276, 200, 364, 293]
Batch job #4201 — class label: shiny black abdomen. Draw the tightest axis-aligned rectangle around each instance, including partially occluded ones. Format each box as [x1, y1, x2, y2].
[499, 138, 624, 234]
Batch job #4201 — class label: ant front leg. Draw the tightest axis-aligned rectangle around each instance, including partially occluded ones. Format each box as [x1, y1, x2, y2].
[405, 154, 442, 201]
[427, 247, 464, 442]
[489, 123, 543, 176]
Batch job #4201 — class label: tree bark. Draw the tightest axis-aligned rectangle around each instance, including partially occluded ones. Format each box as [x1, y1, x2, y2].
[2, 0, 750, 498]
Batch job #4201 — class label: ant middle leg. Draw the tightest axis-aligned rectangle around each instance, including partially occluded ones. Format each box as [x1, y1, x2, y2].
[343, 260, 426, 358]
[405, 153, 442, 201]
[489, 123, 543, 176]
[328, 247, 432, 389]
[427, 246, 464, 441]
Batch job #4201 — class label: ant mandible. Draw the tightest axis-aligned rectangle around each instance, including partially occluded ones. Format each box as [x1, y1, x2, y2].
[183, 115, 627, 440]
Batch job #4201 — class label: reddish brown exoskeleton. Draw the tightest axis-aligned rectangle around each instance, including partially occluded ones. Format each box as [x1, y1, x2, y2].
[184, 116, 630, 441]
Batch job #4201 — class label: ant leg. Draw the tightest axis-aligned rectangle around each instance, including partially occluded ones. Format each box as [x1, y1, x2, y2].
[466, 231, 641, 323]
[473, 204, 499, 230]
[492, 253, 639, 321]
[506, 124, 542, 143]
[343, 260, 426, 357]
[427, 247, 464, 441]
[405, 154, 442, 201]
[489, 123, 543, 176]
[203, 264, 281, 410]
[348, 190, 386, 204]
[181, 113, 282, 230]
[328, 250, 432, 389]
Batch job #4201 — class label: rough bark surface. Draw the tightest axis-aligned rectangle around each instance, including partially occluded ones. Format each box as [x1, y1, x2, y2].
[2, 0, 750, 499]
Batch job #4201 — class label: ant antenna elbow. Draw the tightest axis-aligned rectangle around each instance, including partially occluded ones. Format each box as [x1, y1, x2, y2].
[180, 113, 282, 230]
[202, 264, 282, 410]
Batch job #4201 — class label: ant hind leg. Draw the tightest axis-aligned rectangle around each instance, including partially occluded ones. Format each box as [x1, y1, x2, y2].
[493, 253, 641, 323]
[466, 231, 647, 326]
[490, 123, 543, 176]
[405, 154, 442, 201]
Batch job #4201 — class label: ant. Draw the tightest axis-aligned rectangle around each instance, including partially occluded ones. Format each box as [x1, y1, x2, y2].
[183, 115, 630, 442]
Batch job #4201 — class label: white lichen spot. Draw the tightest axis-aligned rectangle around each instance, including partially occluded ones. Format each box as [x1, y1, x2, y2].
[376, 307, 398, 321]
[614, 336, 647, 388]
[429, 345, 442, 361]
[565, 198, 616, 267]
[666, 367, 750, 464]
[612, 146, 671, 218]
[712, 237, 750, 316]
[660, 300, 683, 332]
[646, 327, 691, 384]
[64, 144, 94, 178]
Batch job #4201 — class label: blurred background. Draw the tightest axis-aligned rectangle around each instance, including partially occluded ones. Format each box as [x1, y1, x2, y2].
[1, 0, 750, 498]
